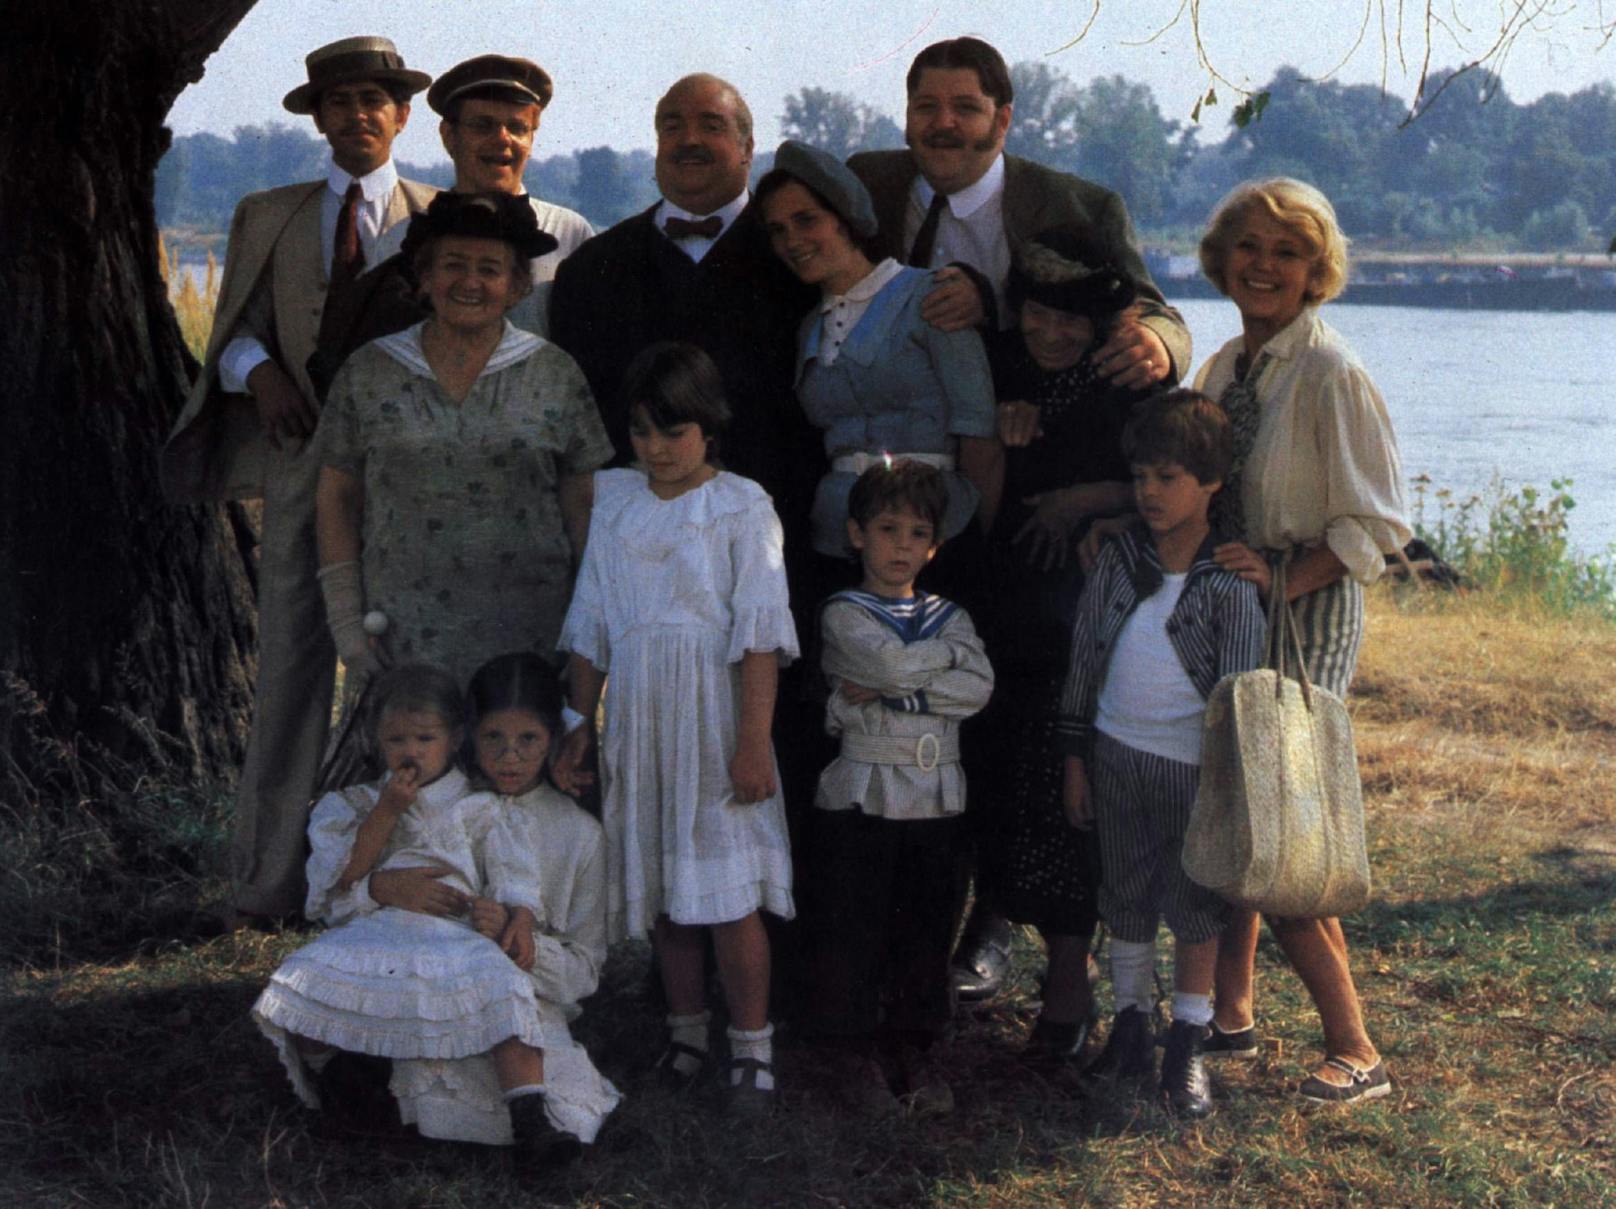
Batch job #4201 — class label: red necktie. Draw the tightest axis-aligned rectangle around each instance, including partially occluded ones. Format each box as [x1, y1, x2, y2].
[332, 182, 365, 286]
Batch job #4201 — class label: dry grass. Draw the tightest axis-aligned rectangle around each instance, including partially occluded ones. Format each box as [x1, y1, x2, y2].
[159, 231, 219, 360]
[3, 585, 1613, 1207]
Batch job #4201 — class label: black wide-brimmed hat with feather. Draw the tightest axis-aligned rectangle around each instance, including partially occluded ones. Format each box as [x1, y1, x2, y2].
[1007, 226, 1138, 321]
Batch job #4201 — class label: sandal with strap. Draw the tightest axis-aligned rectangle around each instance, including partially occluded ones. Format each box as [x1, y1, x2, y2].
[653, 1040, 710, 1091]
[1299, 1056, 1391, 1105]
[724, 1056, 776, 1118]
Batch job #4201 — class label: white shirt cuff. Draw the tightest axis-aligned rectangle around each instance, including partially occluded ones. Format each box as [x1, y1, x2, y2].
[219, 336, 272, 394]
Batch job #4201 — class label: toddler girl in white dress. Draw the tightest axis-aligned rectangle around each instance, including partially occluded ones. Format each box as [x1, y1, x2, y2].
[253, 663, 616, 1168]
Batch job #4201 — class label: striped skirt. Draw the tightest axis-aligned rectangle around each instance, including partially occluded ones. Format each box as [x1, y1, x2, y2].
[1287, 573, 1364, 698]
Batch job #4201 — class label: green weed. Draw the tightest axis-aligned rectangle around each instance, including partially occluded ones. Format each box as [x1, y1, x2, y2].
[1411, 474, 1616, 619]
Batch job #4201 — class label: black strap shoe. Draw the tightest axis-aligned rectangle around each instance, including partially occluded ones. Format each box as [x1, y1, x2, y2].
[509, 1092, 583, 1171]
[1160, 1020, 1214, 1118]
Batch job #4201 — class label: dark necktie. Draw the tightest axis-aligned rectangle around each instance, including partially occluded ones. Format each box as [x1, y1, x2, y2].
[1211, 352, 1272, 542]
[331, 181, 365, 287]
[664, 214, 723, 241]
[907, 191, 949, 267]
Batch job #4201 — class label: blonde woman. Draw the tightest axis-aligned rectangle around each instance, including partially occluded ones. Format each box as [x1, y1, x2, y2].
[1194, 177, 1410, 1104]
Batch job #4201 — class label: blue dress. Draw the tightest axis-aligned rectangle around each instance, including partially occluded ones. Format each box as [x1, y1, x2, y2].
[793, 265, 996, 556]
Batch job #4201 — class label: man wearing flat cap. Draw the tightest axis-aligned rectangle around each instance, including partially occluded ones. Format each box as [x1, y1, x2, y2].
[162, 35, 437, 925]
[311, 54, 594, 392]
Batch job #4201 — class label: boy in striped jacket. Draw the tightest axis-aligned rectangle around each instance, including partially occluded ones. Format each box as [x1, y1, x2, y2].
[1057, 390, 1266, 1118]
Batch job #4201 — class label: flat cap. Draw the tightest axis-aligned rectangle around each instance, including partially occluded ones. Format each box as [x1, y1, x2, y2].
[428, 54, 554, 115]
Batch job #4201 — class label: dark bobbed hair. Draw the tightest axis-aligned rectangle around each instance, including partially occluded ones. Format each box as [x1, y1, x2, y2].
[847, 460, 950, 534]
[1121, 389, 1233, 487]
[1006, 226, 1139, 333]
[906, 37, 1014, 108]
[620, 341, 732, 456]
[465, 649, 562, 741]
[754, 167, 883, 262]
[462, 652, 564, 789]
[367, 664, 465, 743]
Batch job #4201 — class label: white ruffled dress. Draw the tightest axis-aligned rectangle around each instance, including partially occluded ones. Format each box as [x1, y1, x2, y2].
[559, 468, 799, 940]
[252, 770, 621, 1144]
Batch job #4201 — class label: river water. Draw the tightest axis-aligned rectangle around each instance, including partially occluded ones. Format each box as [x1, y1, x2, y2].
[1170, 299, 1616, 557]
[173, 258, 1613, 555]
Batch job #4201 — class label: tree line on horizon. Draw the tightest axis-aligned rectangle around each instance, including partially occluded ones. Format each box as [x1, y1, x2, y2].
[156, 61, 1616, 253]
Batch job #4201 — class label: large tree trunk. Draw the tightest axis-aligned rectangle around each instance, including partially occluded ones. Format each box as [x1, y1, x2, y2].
[0, 1, 260, 793]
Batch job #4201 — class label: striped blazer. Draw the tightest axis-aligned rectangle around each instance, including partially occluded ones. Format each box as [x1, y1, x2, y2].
[1056, 526, 1266, 759]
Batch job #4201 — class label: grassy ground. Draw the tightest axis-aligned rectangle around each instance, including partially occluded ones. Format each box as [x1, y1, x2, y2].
[4, 585, 1614, 1208]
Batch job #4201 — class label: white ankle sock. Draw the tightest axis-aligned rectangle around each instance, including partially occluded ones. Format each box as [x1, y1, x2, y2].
[727, 1023, 775, 1089]
[666, 1010, 712, 1075]
[1109, 939, 1157, 1013]
[1172, 991, 1214, 1028]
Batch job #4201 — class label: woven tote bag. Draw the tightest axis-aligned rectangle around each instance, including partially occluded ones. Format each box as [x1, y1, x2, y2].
[1181, 561, 1372, 917]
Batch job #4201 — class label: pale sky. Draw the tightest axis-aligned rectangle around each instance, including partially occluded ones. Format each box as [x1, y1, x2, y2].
[169, 0, 1614, 164]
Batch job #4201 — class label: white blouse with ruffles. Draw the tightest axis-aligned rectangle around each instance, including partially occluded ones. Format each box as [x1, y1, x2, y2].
[1194, 307, 1411, 584]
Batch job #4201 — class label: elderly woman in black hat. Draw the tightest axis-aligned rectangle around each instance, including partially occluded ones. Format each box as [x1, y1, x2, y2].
[314, 191, 614, 684]
[971, 228, 1158, 1063]
[756, 140, 1001, 560]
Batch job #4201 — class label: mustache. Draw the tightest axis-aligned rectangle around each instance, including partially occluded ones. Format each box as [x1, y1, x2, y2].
[670, 146, 715, 164]
[911, 131, 999, 154]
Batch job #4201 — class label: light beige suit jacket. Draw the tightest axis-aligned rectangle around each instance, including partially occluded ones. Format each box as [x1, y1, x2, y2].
[162, 176, 438, 503]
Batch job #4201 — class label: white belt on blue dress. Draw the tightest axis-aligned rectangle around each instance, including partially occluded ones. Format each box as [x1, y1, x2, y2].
[830, 451, 956, 475]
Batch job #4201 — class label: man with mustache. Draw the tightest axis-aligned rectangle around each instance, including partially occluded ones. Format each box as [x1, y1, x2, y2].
[162, 37, 436, 927]
[847, 36, 1191, 1003]
[312, 54, 593, 384]
[549, 73, 815, 502]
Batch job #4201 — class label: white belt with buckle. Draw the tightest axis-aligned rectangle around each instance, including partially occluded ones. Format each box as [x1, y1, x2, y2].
[839, 730, 958, 772]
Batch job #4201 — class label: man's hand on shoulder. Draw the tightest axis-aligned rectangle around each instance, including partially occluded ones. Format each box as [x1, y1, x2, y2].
[1095, 315, 1172, 391]
[920, 266, 986, 332]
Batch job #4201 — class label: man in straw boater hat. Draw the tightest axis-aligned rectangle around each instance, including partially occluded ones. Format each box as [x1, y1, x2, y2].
[311, 53, 594, 387]
[162, 36, 437, 928]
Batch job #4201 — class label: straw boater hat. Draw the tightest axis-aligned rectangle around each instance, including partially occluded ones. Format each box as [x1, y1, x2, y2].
[427, 55, 555, 115]
[281, 36, 432, 115]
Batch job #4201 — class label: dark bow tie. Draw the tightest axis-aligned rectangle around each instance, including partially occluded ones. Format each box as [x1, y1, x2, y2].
[663, 214, 723, 241]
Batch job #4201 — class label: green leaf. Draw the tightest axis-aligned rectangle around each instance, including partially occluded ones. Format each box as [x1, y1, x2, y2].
[1233, 90, 1271, 129]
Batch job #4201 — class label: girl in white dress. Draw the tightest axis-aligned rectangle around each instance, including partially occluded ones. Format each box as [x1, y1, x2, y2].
[555, 342, 799, 1115]
[253, 665, 609, 1167]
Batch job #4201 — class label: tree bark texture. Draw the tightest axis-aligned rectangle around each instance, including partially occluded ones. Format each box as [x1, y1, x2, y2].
[0, 0, 260, 790]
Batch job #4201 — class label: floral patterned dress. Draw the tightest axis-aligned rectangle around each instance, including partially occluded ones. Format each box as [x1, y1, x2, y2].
[318, 322, 613, 680]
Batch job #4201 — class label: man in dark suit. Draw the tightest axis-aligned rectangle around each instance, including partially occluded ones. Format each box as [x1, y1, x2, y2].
[848, 37, 1192, 1000]
[848, 36, 1189, 389]
[548, 73, 817, 519]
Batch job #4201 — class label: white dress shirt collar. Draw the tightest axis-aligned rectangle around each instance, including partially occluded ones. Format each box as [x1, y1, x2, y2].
[329, 157, 399, 204]
[914, 152, 1005, 217]
[654, 190, 750, 262]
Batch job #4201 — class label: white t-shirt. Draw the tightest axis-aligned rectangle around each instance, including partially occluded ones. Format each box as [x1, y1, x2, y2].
[1095, 572, 1206, 766]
